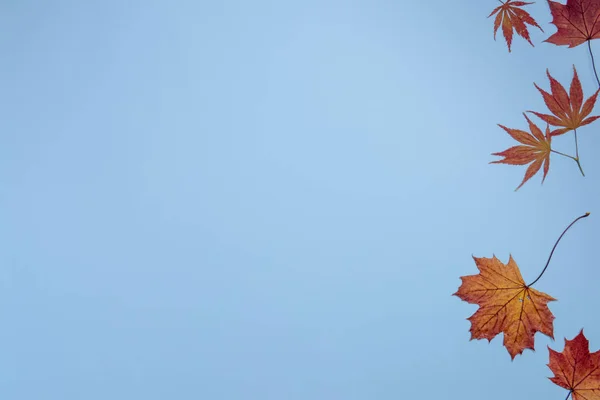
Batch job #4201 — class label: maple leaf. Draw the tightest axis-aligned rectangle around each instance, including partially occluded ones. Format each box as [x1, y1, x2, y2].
[528, 66, 600, 136]
[548, 330, 600, 400]
[454, 255, 555, 359]
[488, 1, 543, 52]
[491, 113, 552, 191]
[545, 0, 600, 48]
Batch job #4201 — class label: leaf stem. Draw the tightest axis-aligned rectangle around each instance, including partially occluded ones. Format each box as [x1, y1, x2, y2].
[573, 129, 585, 176]
[550, 148, 586, 176]
[527, 212, 590, 287]
[588, 40, 600, 88]
[550, 149, 576, 160]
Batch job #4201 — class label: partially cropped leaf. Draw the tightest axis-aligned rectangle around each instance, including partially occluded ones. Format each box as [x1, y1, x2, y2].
[528, 66, 600, 136]
[488, 1, 543, 52]
[548, 330, 600, 400]
[454, 255, 555, 359]
[491, 113, 552, 191]
[545, 0, 600, 48]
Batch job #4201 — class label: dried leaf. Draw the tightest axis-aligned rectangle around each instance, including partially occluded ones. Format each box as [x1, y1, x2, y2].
[528, 66, 600, 136]
[491, 113, 552, 190]
[488, 1, 543, 52]
[545, 0, 600, 48]
[548, 330, 600, 400]
[454, 255, 555, 359]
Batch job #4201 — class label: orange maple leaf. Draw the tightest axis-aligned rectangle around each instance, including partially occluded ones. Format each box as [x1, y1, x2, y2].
[545, 0, 600, 48]
[454, 255, 555, 359]
[528, 66, 600, 136]
[491, 113, 552, 191]
[548, 330, 600, 400]
[488, 1, 543, 52]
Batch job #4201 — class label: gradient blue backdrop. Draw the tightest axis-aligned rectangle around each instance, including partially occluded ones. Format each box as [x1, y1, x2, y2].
[1, 1, 599, 399]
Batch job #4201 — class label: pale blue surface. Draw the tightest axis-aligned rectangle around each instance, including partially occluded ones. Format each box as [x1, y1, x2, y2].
[1, 1, 599, 399]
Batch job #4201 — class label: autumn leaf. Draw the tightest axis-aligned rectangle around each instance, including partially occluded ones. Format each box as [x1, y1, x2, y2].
[528, 66, 600, 136]
[454, 255, 555, 359]
[491, 113, 552, 191]
[488, 1, 543, 52]
[545, 0, 600, 48]
[548, 330, 600, 400]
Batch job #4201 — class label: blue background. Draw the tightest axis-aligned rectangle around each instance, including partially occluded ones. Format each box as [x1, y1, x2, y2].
[1, 1, 599, 399]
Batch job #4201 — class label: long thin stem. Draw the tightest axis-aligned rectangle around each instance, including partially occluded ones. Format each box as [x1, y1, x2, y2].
[550, 148, 586, 176]
[528, 212, 590, 287]
[551, 149, 577, 160]
[588, 40, 600, 87]
[573, 129, 585, 176]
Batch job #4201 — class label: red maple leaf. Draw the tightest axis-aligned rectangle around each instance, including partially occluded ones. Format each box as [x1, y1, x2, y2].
[545, 0, 600, 48]
[491, 113, 552, 190]
[488, 1, 543, 52]
[528, 66, 600, 136]
[548, 330, 600, 400]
